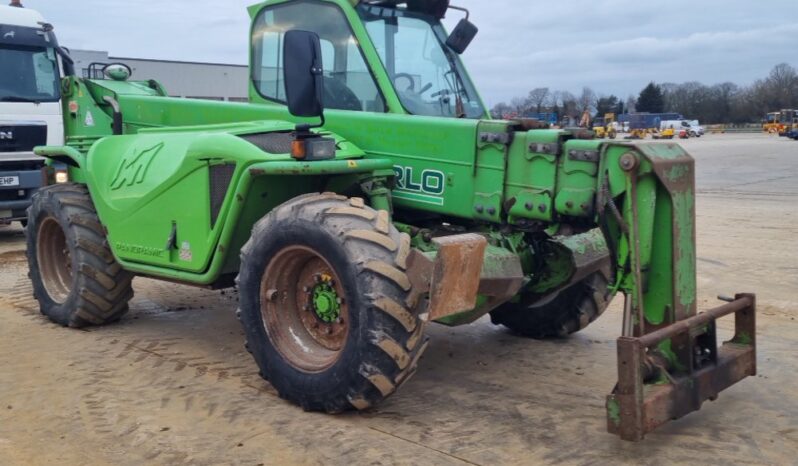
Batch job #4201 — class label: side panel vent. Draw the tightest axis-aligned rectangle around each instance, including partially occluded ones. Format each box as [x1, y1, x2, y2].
[209, 164, 236, 228]
[240, 132, 294, 154]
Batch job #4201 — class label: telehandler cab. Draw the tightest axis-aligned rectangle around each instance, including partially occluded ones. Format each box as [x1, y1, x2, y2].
[28, 0, 756, 441]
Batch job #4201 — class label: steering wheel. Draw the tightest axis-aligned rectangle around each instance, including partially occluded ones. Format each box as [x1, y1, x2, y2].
[393, 73, 416, 92]
[394, 73, 434, 97]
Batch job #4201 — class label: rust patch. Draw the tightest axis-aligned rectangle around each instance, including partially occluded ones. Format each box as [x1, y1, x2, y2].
[608, 294, 757, 441]
[427, 234, 487, 321]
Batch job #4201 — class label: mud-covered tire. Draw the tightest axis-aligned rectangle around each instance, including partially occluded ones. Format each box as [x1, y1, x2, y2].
[26, 183, 134, 328]
[237, 193, 429, 412]
[490, 271, 612, 339]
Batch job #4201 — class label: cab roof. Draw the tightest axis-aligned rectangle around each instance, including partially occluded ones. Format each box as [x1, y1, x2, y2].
[0, 4, 47, 28]
[248, 0, 449, 19]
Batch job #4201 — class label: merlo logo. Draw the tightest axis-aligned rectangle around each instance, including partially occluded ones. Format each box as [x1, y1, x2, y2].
[109, 142, 165, 190]
[392, 165, 445, 206]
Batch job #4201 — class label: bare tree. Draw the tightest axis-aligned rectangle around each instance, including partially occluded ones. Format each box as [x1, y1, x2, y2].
[510, 97, 529, 114]
[527, 87, 550, 113]
[491, 102, 512, 119]
[763, 63, 798, 108]
[577, 87, 596, 114]
[493, 62, 797, 125]
[560, 91, 578, 118]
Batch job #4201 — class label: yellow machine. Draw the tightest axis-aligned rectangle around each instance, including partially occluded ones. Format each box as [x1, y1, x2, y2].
[779, 109, 797, 136]
[592, 113, 617, 139]
[763, 110, 796, 134]
[652, 127, 675, 140]
[763, 112, 780, 133]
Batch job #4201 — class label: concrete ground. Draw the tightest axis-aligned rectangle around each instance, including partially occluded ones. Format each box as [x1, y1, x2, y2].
[0, 133, 796, 465]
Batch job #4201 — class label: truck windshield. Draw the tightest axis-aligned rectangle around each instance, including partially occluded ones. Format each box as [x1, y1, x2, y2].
[357, 5, 485, 119]
[0, 45, 60, 103]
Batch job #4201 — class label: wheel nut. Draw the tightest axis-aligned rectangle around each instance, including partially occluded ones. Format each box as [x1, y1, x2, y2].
[266, 289, 279, 302]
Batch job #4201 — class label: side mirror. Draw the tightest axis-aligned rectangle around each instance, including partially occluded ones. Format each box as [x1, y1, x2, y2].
[56, 46, 75, 76]
[446, 19, 478, 54]
[103, 63, 132, 81]
[283, 30, 325, 120]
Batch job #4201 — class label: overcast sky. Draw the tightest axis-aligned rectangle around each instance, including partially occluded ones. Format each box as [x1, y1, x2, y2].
[23, 0, 798, 107]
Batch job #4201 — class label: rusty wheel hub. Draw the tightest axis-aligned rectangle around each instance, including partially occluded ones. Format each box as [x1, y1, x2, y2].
[260, 246, 349, 373]
[36, 217, 73, 304]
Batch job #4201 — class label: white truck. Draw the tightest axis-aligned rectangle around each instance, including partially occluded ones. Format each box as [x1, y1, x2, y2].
[0, 2, 70, 225]
[661, 119, 704, 138]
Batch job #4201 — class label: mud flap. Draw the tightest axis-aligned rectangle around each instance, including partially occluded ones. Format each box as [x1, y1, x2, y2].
[606, 294, 757, 441]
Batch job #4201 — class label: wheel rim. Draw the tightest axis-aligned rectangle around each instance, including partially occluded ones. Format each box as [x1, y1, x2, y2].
[260, 246, 349, 373]
[36, 216, 73, 304]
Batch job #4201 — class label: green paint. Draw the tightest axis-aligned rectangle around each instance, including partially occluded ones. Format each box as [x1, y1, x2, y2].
[733, 332, 753, 345]
[312, 282, 341, 323]
[607, 397, 621, 426]
[657, 339, 686, 373]
[666, 164, 690, 183]
[36, 0, 704, 361]
[393, 190, 445, 206]
[673, 189, 697, 310]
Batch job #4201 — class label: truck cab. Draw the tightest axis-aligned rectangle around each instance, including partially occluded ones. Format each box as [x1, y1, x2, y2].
[0, 3, 64, 225]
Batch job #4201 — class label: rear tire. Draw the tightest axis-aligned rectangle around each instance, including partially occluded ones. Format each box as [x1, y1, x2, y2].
[26, 183, 134, 327]
[237, 193, 429, 412]
[490, 271, 612, 339]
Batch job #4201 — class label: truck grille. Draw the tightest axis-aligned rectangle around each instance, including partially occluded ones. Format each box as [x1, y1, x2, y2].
[0, 124, 47, 153]
[0, 190, 23, 201]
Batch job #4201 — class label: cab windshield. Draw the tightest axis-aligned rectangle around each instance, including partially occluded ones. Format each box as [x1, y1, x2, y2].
[0, 45, 60, 103]
[357, 4, 485, 119]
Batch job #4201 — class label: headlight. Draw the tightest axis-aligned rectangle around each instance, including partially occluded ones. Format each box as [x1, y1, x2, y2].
[54, 169, 69, 184]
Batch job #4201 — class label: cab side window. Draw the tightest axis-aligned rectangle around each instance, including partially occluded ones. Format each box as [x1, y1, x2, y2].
[252, 1, 386, 112]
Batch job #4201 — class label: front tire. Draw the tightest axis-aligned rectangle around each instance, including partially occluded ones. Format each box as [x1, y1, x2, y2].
[237, 193, 429, 412]
[26, 184, 134, 327]
[490, 270, 612, 339]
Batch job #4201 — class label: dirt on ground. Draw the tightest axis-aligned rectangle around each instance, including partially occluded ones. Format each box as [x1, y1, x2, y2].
[0, 133, 796, 465]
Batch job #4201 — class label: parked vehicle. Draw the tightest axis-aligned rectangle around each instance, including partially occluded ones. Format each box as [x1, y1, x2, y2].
[662, 120, 703, 138]
[28, 0, 756, 442]
[687, 120, 705, 136]
[0, 2, 71, 225]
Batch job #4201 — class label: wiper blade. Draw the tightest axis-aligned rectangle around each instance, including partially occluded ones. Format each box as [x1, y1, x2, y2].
[0, 96, 41, 103]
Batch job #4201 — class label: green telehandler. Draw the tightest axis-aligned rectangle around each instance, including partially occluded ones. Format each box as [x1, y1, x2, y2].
[28, 0, 755, 441]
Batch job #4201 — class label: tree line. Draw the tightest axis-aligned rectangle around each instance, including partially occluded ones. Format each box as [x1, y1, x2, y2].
[490, 63, 798, 124]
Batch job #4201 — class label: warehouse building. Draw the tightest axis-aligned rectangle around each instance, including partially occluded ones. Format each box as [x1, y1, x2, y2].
[69, 49, 249, 102]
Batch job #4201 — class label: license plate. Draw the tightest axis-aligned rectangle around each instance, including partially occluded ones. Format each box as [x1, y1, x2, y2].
[0, 176, 19, 187]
